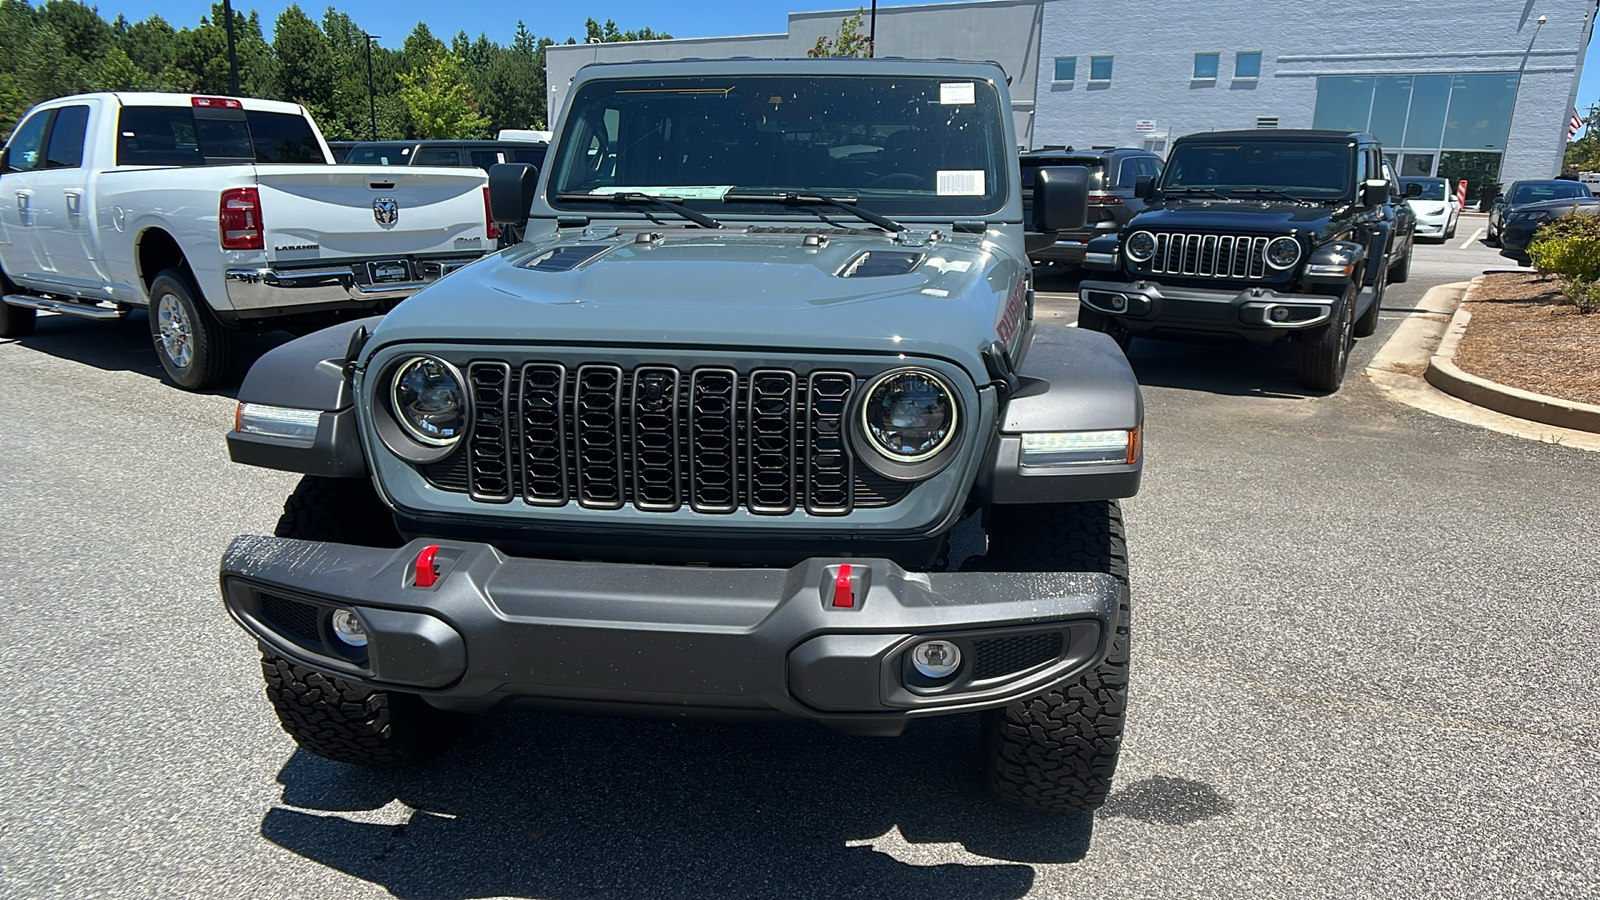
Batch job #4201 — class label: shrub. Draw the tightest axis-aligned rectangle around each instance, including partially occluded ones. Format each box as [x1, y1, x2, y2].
[1528, 210, 1600, 312]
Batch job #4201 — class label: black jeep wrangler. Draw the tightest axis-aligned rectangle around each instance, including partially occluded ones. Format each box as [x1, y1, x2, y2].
[1076, 129, 1415, 392]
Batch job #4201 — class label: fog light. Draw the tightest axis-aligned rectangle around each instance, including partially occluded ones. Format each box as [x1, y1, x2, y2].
[911, 640, 961, 679]
[1270, 306, 1290, 322]
[330, 609, 368, 647]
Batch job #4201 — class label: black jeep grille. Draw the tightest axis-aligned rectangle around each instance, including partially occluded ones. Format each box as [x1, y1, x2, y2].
[448, 361, 908, 515]
[1146, 233, 1271, 279]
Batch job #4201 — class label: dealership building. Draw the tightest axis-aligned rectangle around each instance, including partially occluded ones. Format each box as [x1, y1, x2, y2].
[546, 0, 1596, 194]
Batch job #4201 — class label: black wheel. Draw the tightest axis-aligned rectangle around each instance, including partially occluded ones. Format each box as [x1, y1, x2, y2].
[148, 268, 236, 390]
[0, 268, 35, 338]
[1486, 224, 1500, 247]
[972, 501, 1130, 813]
[1299, 281, 1356, 393]
[1446, 220, 1457, 239]
[1353, 257, 1385, 339]
[1076, 305, 1133, 352]
[1388, 243, 1412, 284]
[263, 476, 469, 766]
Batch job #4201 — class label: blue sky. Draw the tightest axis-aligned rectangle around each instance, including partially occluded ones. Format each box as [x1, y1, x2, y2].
[89, 0, 1600, 121]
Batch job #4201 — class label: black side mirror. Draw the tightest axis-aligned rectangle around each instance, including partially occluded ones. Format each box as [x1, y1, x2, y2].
[1134, 175, 1155, 200]
[1404, 182, 1424, 199]
[488, 163, 539, 229]
[1033, 165, 1090, 232]
[1361, 179, 1390, 207]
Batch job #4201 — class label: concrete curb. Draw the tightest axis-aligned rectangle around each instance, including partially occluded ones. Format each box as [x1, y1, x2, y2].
[1425, 303, 1600, 434]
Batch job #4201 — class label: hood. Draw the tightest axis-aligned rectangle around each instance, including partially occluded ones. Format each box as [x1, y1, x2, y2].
[1132, 200, 1344, 240]
[370, 227, 1024, 381]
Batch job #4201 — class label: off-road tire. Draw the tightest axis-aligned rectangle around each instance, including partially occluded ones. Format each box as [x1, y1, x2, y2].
[261, 653, 471, 766]
[275, 475, 403, 548]
[148, 268, 236, 390]
[1299, 281, 1356, 393]
[1076, 306, 1133, 352]
[263, 475, 467, 765]
[972, 500, 1130, 813]
[0, 268, 35, 338]
[1388, 243, 1412, 284]
[1353, 257, 1385, 339]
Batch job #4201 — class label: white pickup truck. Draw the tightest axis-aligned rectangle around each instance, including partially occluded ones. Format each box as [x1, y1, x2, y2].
[0, 93, 493, 389]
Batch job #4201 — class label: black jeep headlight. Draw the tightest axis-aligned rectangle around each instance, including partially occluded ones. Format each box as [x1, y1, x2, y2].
[1266, 236, 1302, 269]
[390, 356, 468, 446]
[1125, 231, 1156, 263]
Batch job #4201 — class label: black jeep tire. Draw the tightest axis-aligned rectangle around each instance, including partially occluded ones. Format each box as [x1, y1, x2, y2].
[1076, 306, 1133, 352]
[1353, 256, 1385, 339]
[972, 501, 1130, 813]
[263, 476, 468, 766]
[0, 268, 36, 338]
[1388, 243, 1412, 284]
[148, 268, 236, 390]
[1299, 281, 1356, 392]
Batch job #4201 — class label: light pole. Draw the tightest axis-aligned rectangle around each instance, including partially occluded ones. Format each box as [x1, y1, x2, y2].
[364, 33, 380, 141]
[869, 0, 877, 58]
[222, 0, 239, 94]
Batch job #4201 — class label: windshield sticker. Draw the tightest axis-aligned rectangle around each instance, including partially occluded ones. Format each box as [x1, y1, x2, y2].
[939, 82, 976, 105]
[936, 170, 986, 196]
[925, 257, 973, 274]
[590, 186, 733, 201]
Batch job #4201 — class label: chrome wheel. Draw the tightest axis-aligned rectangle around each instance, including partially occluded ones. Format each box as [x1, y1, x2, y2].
[155, 292, 193, 370]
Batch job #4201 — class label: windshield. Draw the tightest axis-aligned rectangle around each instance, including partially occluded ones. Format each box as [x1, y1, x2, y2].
[1161, 140, 1353, 201]
[1510, 181, 1591, 205]
[1402, 178, 1447, 200]
[345, 143, 414, 165]
[548, 74, 1009, 217]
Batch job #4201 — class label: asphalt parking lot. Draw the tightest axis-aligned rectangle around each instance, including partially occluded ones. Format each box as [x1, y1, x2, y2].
[2, 222, 1597, 899]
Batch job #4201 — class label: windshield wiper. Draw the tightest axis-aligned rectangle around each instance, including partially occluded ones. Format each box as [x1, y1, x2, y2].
[722, 191, 906, 233]
[1228, 188, 1307, 203]
[1161, 187, 1229, 200]
[555, 192, 723, 229]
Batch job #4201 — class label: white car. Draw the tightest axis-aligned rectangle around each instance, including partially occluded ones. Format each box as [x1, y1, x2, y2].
[1399, 176, 1460, 242]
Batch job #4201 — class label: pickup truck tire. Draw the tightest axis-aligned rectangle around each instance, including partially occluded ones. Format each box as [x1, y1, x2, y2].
[971, 500, 1130, 813]
[1299, 282, 1356, 392]
[148, 269, 236, 390]
[1075, 306, 1133, 352]
[261, 475, 467, 766]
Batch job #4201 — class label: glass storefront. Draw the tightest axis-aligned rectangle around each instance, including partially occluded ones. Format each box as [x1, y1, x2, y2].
[1313, 72, 1519, 201]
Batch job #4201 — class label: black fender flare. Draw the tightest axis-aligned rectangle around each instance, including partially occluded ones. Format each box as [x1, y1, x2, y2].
[975, 322, 1144, 506]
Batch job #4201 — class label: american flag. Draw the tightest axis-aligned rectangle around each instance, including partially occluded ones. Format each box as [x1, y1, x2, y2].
[1570, 109, 1585, 141]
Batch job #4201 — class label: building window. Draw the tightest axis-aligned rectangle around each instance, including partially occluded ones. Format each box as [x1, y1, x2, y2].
[1194, 53, 1219, 80]
[1236, 52, 1262, 79]
[1090, 56, 1113, 82]
[1054, 57, 1077, 82]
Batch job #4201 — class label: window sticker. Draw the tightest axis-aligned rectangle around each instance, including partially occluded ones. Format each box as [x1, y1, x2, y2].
[936, 170, 986, 196]
[939, 82, 976, 105]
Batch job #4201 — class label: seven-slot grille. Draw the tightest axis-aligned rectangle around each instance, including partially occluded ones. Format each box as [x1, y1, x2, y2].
[453, 362, 881, 515]
[1145, 233, 1271, 279]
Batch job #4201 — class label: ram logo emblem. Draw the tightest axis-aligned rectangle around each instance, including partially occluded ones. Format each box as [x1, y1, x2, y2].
[373, 198, 399, 226]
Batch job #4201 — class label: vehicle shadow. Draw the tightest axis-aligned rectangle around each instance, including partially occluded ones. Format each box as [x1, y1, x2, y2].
[7, 310, 293, 398]
[1122, 338, 1317, 399]
[261, 711, 1099, 899]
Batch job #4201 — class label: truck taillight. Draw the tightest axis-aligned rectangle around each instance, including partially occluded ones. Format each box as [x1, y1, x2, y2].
[220, 187, 264, 250]
[192, 96, 243, 109]
[483, 186, 500, 241]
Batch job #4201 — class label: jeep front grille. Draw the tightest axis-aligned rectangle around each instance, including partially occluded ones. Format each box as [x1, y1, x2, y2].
[439, 362, 905, 515]
[1147, 233, 1271, 279]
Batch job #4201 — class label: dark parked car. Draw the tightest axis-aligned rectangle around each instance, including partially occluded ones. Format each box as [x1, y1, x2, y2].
[1078, 129, 1415, 392]
[1488, 179, 1592, 245]
[342, 139, 547, 172]
[1021, 147, 1163, 266]
[1498, 196, 1600, 264]
[325, 139, 358, 162]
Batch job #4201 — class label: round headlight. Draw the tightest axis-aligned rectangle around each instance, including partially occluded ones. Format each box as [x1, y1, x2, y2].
[390, 356, 467, 446]
[860, 369, 958, 462]
[1125, 231, 1156, 262]
[1266, 236, 1302, 269]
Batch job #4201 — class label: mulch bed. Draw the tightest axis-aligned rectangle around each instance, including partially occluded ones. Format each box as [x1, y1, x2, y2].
[1453, 272, 1600, 407]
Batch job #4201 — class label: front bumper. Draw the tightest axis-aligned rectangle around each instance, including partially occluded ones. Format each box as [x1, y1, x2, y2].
[1080, 278, 1335, 344]
[221, 536, 1120, 735]
[224, 255, 480, 315]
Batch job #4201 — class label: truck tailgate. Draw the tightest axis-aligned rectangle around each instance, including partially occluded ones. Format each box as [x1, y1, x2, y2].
[253, 166, 488, 261]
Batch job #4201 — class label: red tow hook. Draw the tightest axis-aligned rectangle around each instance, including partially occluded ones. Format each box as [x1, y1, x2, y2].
[414, 545, 441, 588]
[832, 563, 855, 608]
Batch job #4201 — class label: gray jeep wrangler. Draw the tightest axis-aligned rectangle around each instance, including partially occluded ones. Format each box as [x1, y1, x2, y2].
[220, 58, 1144, 813]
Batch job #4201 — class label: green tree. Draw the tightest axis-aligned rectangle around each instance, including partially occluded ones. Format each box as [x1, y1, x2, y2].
[398, 46, 490, 138]
[271, 4, 334, 108]
[807, 8, 870, 58]
[583, 17, 670, 43]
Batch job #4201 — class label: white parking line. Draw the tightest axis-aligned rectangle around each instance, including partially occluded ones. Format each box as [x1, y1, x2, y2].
[1458, 227, 1484, 251]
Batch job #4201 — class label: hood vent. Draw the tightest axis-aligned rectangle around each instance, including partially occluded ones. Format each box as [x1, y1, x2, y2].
[838, 251, 924, 278]
[522, 244, 613, 272]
